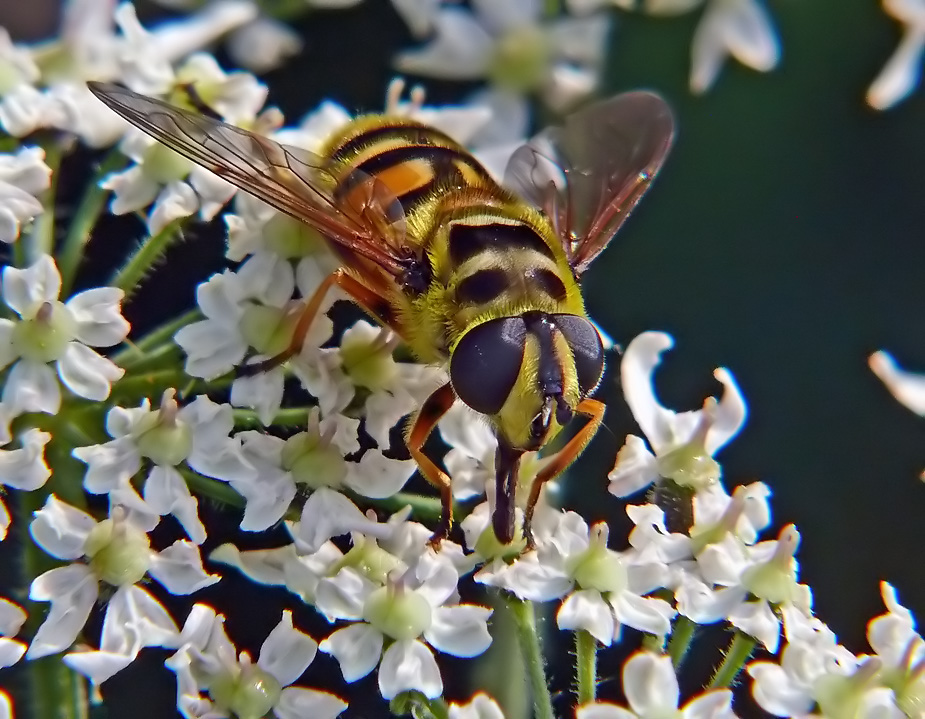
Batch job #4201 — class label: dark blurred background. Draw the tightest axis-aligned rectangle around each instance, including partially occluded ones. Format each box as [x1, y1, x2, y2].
[1, 0, 924, 717]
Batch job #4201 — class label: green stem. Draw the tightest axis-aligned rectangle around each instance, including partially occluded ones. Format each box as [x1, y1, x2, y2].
[25, 138, 63, 263]
[508, 598, 555, 719]
[667, 615, 697, 668]
[232, 407, 314, 428]
[575, 630, 598, 704]
[359, 491, 447, 521]
[58, 148, 126, 296]
[708, 630, 758, 689]
[112, 308, 202, 368]
[111, 219, 184, 300]
[182, 468, 245, 508]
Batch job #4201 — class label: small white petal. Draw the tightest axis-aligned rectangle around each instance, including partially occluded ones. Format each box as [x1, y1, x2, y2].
[57, 343, 124, 401]
[291, 488, 379, 553]
[425, 605, 492, 657]
[319, 623, 383, 682]
[706, 367, 748, 455]
[610, 592, 676, 637]
[557, 590, 615, 645]
[27, 564, 98, 659]
[620, 332, 679, 453]
[257, 611, 318, 686]
[623, 651, 679, 715]
[148, 181, 198, 235]
[576, 703, 637, 719]
[727, 599, 780, 652]
[0, 428, 50, 491]
[66, 288, 130, 347]
[608, 435, 660, 497]
[684, 689, 737, 719]
[3, 360, 61, 415]
[144, 465, 206, 544]
[344, 451, 416, 499]
[230, 368, 285, 426]
[0, 637, 26, 668]
[314, 568, 377, 622]
[148, 541, 220, 594]
[378, 639, 443, 699]
[275, 688, 347, 719]
[73, 436, 142, 495]
[0, 599, 26, 637]
[30, 495, 95, 559]
[449, 693, 507, 719]
[869, 350, 925, 414]
[394, 9, 495, 80]
[2, 255, 60, 316]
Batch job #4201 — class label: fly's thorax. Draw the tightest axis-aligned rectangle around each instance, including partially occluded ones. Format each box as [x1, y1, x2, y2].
[449, 311, 605, 451]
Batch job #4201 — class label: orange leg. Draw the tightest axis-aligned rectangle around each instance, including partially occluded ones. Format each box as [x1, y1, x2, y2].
[406, 382, 457, 547]
[523, 397, 606, 548]
[239, 268, 399, 376]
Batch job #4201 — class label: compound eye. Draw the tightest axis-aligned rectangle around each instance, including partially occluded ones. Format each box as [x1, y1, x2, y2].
[553, 315, 604, 396]
[450, 317, 527, 415]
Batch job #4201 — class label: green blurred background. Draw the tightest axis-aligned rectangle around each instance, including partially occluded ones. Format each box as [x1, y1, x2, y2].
[1, 0, 924, 716]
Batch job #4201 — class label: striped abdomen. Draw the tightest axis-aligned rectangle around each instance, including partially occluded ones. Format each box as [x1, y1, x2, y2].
[323, 117, 497, 232]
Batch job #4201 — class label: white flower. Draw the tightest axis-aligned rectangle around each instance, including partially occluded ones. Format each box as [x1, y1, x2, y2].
[393, 1, 610, 140]
[6, 1, 257, 145]
[73, 392, 255, 543]
[865, 582, 925, 715]
[26, 495, 217, 682]
[0, 255, 129, 415]
[174, 254, 333, 423]
[0, 428, 51, 540]
[577, 651, 738, 719]
[220, 412, 412, 532]
[99, 52, 267, 232]
[568, 0, 779, 94]
[0, 597, 27, 669]
[868, 0, 925, 109]
[479, 513, 676, 644]
[0, 146, 53, 244]
[676, 525, 808, 653]
[608, 332, 746, 498]
[319, 552, 491, 699]
[749, 605, 862, 717]
[869, 350, 925, 416]
[298, 320, 446, 447]
[167, 606, 346, 719]
[689, 0, 780, 93]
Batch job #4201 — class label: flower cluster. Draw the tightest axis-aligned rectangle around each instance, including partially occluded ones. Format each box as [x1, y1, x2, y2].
[0, 2, 920, 719]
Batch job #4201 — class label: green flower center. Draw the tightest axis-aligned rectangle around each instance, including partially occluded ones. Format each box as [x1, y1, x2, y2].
[133, 406, 194, 467]
[656, 441, 720, 491]
[11, 302, 77, 363]
[264, 214, 329, 259]
[142, 142, 193, 184]
[488, 25, 551, 93]
[85, 518, 151, 587]
[340, 332, 397, 391]
[239, 304, 299, 357]
[209, 663, 282, 719]
[281, 431, 347, 489]
[363, 585, 432, 641]
[569, 543, 628, 594]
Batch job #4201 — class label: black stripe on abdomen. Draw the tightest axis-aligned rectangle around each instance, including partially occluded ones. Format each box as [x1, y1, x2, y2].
[329, 124, 455, 166]
[455, 268, 508, 305]
[448, 223, 556, 268]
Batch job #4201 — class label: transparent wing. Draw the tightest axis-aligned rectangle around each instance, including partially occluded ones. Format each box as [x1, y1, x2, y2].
[504, 91, 675, 277]
[87, 81, 408, 277]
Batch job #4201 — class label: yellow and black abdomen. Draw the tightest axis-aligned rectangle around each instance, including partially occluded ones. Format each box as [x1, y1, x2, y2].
[322, 116, 497, 246]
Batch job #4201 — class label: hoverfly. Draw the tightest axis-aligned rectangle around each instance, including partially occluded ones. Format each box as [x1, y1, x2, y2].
[87, 81, 674, 548]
